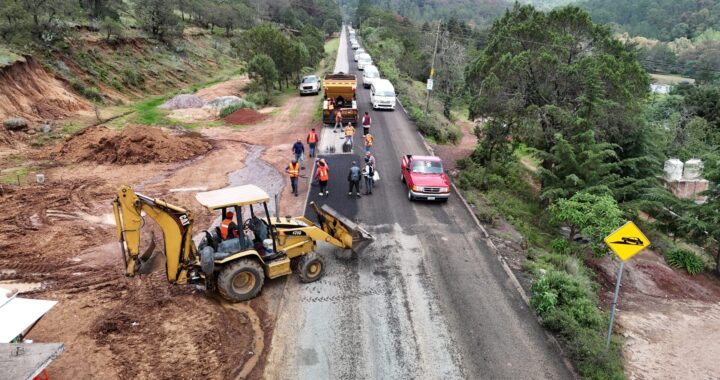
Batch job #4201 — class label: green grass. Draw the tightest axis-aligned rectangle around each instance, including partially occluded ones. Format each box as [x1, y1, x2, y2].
[0, 167, 33, 185]
[0, 46, 24, 68]
[132, 96, 169, 125]
[650, 73, 695, 85]
[324, 37, 340, 56]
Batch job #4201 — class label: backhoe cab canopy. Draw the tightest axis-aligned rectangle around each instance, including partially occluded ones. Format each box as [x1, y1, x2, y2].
[195, 185, 270, 211]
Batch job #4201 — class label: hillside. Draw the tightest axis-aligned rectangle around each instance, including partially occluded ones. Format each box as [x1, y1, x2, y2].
[579, 0, 720, 41]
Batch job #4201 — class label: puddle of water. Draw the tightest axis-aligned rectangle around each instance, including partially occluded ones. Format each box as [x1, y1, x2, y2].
[227, 145, 284, 216]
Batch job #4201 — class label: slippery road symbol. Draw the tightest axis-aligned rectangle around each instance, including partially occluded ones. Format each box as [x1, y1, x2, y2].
[604, 221, 651, 261]
[609, 237, 644, 246]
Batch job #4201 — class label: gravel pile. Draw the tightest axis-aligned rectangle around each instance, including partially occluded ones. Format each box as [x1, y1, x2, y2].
[159, 94, 206, 109]
[203, 96, 243, 110]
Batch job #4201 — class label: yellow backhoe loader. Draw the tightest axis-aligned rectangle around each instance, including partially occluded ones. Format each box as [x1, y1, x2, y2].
[112, 184, 373, 301]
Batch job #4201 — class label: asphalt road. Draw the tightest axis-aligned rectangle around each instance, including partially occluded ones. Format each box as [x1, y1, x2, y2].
[264, 27, 574, 379]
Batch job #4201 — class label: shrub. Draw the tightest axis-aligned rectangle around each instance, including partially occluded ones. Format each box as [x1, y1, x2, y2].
[245, 92, 270, 106]
[122, 68, 143, 86]
[219, 100, 257, 118]
[663, 248, 705, 275]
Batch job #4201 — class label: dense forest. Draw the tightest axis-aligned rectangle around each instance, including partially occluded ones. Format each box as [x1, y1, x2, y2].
[0, 0, 341, 46]
[579, 0, 720, 41]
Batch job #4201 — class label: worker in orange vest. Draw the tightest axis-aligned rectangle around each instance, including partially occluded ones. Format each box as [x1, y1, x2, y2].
[220, 211, 239, 240]
[286, 158, 300, 196]
[364, 132, 374, 153]
[307, 128, 319, 157]
[315, 159, 329, 196]
[344, 123, 355, 146]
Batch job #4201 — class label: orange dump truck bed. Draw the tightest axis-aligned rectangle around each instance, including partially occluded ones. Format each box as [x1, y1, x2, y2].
[323, 73, 358, 125]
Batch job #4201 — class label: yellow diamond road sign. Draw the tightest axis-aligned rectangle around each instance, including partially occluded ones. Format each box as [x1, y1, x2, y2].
[604, 221, 650, 261]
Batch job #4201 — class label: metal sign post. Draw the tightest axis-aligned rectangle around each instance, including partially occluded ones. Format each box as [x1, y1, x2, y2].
[603, 221, 650, 349]
[605, 260, 624, 348]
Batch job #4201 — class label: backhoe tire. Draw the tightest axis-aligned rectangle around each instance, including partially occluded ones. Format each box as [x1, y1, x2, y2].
[217, 258, 265, 302]
[298, 252, 325, 283]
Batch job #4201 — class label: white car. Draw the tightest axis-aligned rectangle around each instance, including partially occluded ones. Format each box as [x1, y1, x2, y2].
[370, 79, 396, 110]
[298, 75, 320, 95]
[351, 41, 359, 50]
[357, 53, 372, 70]
[353, 48, 366, 61]
[362, 65, 380, 88]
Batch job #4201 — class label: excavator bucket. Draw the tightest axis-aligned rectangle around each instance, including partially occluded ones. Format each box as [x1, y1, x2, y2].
[310, 202, 374, 253]
[135, 232, 159, 274]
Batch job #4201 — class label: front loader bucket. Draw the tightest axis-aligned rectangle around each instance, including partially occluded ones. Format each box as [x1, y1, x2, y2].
[311, 202, 374, 253]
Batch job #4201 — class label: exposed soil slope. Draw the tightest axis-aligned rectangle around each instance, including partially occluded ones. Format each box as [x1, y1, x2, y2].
[53, 125, 212, 164]
[0, 58, 90, 121]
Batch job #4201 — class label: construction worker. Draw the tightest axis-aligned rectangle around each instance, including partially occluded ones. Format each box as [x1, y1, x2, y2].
[328, 98, 335, 125]
[333, 107, 343, 132]
[363, 157, 375, 195]
[348, 161, 361, 197]
[315, 159, 329, 196]
[286, 158, 300, 196]
[292, 138, 305, 169]
[220, 211, 239, 240]
[365, 151, 376, 167]
[307, 128, 319, 157]
[344, 123, 355, 146]
[364, 132, 374, 153]
[361, 111, 371, 135]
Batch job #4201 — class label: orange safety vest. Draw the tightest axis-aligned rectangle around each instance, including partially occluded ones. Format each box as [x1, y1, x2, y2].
[220, 218, 236, 240]
[308, 131, 318, 143]
[317, 166, 329, 181]
[288, 162, 300, 177]
[365, 134, 373, 146]
[345, 126, 354, 136]
[335, 111, 343, 122]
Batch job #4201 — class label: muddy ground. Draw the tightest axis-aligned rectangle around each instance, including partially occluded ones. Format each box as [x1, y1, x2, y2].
[0, 78, 319, 378]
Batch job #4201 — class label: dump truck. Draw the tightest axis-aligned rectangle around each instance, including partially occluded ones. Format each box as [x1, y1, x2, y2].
[323, 72, 358, 125]
[113, 184, 373, 301]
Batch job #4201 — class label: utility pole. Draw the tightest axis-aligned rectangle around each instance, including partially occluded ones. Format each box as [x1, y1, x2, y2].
[424, 21, 441, 116]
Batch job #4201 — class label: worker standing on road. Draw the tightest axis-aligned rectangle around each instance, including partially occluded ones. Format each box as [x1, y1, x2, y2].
[364, 132, 374, 153]
[333, 108, 343, 132]
[307, 128, 319, 157]
[220, 211, 239, 240]
[363, 158, 375, 195]
[286, 158, 300, 196]
[315, 160, 329, 196]
[365, 151, 376, 167]
[348, 161, 362, 197]
[344, 123, 355, 146]
[292, 138, 305, 169]
[361, 112, 371, 136]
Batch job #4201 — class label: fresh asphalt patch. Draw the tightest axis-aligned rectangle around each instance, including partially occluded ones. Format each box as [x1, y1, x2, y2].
[304, 153, 361, 224]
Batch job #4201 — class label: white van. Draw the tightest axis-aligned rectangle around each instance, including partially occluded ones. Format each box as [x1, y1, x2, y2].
[362, 65, 380, 88]
[370, 79, 396, 110]
[357, 53, 372, 70]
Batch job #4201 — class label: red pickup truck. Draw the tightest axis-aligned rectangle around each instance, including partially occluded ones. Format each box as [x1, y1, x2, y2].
[400, 154, 451, 201]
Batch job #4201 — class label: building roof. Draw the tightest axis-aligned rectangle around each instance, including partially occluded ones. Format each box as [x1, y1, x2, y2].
[195, 185, 270, 210]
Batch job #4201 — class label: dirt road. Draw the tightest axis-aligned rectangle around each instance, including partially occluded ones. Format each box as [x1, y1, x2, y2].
[263, 27, 573, 379]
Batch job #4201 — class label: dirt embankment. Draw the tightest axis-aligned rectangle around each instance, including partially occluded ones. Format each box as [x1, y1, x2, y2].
[52, 125, 212, 164]
[0, 57, 90, 121]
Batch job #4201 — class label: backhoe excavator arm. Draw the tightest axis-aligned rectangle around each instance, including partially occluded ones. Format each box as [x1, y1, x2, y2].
[112, 185, 198, 284]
